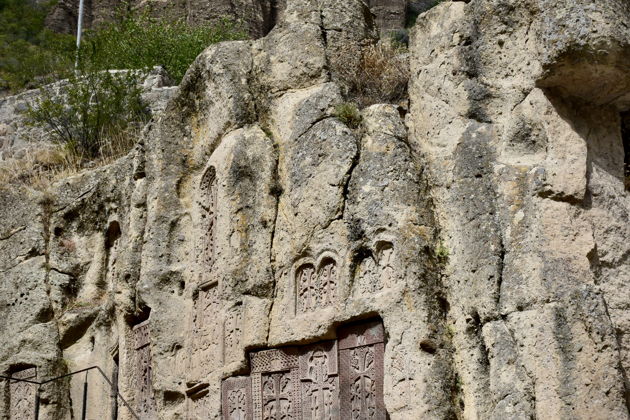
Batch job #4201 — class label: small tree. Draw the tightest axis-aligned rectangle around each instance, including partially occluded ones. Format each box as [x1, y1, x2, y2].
[27, 70, 147, 159]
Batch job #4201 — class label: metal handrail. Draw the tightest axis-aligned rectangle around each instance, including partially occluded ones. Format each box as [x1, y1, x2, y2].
[1, 365, 140, 420]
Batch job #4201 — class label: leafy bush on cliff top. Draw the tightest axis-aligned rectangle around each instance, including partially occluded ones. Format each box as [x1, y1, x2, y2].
[79, 14, 247, 83]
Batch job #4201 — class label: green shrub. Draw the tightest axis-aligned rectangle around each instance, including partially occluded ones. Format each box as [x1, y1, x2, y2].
[78, 13, 247, 83]
[27, 70, 148, 159]
[333, 103, 362, 129]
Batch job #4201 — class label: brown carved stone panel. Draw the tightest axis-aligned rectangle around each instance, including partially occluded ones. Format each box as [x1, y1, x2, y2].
[299, 341, 339, 420]
[296, 257, 338, 314]
[338, 321, 385, 420]
[133, 320, 157, 418]
[222, 377, 253, 420]
[251, 348, 300, 420]
[9, 367, 37, 420]
[221, 321, 386, 420]
[190, 280, 222, 380]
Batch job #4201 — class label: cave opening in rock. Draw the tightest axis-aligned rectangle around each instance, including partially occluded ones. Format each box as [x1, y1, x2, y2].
[622, 112, 630, 191]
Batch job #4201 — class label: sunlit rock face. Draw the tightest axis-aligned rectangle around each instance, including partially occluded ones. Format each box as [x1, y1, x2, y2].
[1, 1, 629, 419]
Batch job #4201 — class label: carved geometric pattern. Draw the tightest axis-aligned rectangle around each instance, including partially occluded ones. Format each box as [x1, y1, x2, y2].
[299, 341, 339, 420]
[198, 166, 218, 276]
[296, 257, 338, 314]
[9, 367, 37, 420]
[189, 280, 222, 382]
[252, 348, 299, 374]
[251, 348, 300, 420]
[224, 305, 244, 364]
[133, 320, 157, 418]
[339, 321, 385, 420]
[222, 377, 253, 420]
[222, 321, 385, 420]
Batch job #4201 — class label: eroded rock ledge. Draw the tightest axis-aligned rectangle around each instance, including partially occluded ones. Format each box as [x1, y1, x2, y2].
[1, 1, 629, 419]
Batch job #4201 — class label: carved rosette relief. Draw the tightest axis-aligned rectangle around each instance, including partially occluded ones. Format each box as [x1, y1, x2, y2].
[9, 367, 37, 419]
[222, 377, 253, 420]
[251, 348, 300, 420]
[190, 281, 222, 379]
[339, 321, 385, 420]
[224, 304, 244, 364]
[221, 321, 386, 420]
[296, 255, 338, 314]
[355, 242, 397, 295]
[132, 320, 157, 418]
[198, 166, 218, 279]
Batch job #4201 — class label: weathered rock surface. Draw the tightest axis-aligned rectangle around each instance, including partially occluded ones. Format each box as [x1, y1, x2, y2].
[0, 0, 628, 419]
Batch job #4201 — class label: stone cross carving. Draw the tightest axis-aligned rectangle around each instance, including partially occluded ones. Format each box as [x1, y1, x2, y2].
[9, 367, 37, 420]
[133, 320, 157, 418]
[299, 341, 339, 420]
[190, 280, 222, 381]
[222, 321, 386, 420]
[224, 305, 243, 364]
[338, 321, 385, 420]
[296, 257, 338, 314]
[297, 264, 317, 312]
[251, 348, 300, 420]
[355, 242, 396, 295]
[222, 376, 253, 420]
[198, 166, 218, 276]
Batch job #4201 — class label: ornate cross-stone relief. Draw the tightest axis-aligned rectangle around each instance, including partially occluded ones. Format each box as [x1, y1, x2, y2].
[132, 320, 157, 418]
[9, 367, 37, 420]
[221, 320, 386, 420]
[224, 304, 244, 364]
[251, 348, 300, 420]
[222, 377, 253, 420]
[190, 281, 222, 377]
[355, 242, 396, 295]
[198, 166, 218, 277]
[296, 256, 338, 314]
[299, 341, 339, 420]
[338, 321, 385, 420]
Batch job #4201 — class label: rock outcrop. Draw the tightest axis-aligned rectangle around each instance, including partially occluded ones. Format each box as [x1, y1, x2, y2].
[1, 0, 629, 419]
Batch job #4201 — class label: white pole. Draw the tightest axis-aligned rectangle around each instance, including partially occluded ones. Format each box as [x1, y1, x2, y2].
[75, 0, 85, 69]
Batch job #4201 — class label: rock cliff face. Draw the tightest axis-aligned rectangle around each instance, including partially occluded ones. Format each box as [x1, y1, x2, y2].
[1, 1, 629, 419]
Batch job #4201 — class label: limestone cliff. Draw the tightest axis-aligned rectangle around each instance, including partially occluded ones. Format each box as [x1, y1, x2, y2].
[1, 1, 629, 419]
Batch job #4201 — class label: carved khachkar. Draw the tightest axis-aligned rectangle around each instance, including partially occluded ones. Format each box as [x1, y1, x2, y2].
[224, 304, 244, 364]
[251, 348, 301, 420]
[355, 242, 396, 295]
[299, 341, 339, 420]
[133, 320, 157, 418]
[338, 321, 385, 420]
[297, 258, 338, 313]
[222, 321, 386, 420]
[9, 367, 37, 419]
[198, 166, 218, 273]
[190, 280, 222, 378]
[222, 376, 253, 420]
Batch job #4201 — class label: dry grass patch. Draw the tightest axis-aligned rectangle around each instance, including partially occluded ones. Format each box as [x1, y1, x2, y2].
[0, 126, 139, 191]
[334, 40, 410, 108]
